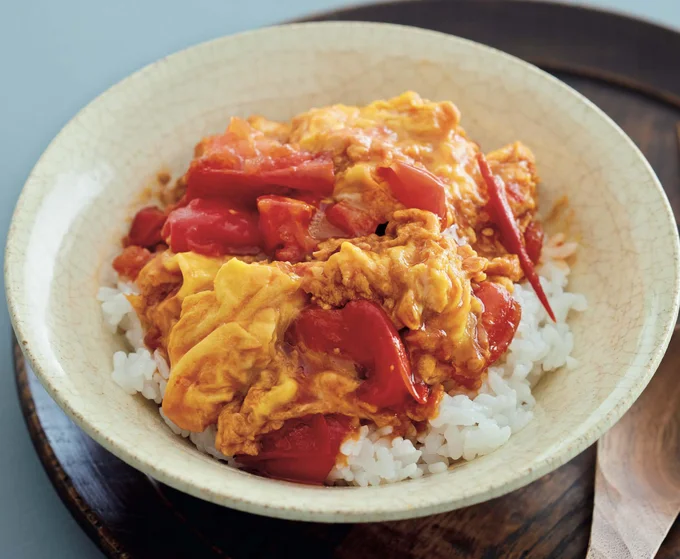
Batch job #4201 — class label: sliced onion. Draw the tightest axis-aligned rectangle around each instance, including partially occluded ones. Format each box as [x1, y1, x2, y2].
[308, 205, 347, 240]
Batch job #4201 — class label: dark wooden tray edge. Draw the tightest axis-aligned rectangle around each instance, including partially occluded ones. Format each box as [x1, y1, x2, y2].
[13, 340, 129, 559]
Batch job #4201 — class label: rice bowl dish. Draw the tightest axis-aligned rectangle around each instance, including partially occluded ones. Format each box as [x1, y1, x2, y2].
[6, 21, 677, 521]
[98, 92, 586, 486]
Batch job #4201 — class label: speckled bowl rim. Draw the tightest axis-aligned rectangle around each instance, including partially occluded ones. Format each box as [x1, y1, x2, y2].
[6, 21, 680, 522]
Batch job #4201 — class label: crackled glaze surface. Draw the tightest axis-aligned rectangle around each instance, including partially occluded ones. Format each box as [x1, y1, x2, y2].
[5, 22, 679, 522]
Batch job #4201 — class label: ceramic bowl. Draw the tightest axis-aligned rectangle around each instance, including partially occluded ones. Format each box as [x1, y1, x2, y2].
[6, 22, 679, 522]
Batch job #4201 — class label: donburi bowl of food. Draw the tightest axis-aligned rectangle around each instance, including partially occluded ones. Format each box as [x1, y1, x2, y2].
[6, 21, 679, 522]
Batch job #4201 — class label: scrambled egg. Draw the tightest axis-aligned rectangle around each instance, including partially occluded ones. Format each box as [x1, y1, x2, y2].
[288, 92, 536, 241]
[300, 209, 488, 385]
[159, 259, 304, 435]
[128, 92, 540, 456]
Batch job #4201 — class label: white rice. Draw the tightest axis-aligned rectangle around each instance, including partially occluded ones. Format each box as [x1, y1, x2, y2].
[97, 284, 227, 457]
[100, 241, 586, 486]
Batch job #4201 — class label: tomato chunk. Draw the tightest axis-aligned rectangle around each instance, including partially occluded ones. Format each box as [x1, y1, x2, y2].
[187, 157, 335, 203]
[524, 221, 544, 265]
[257, 195, 318, 263]
[186, 121, 335, 204]
[474, 282, 521, 366]
[376, 161, 448, 221]
[325, 201, 380, 237]
[112, 246, 153, 281]
[161, 198, 262, 256]
[126, 206, 167, 249]
[291, 301, 429, 408]
[237, 414, 352, 484]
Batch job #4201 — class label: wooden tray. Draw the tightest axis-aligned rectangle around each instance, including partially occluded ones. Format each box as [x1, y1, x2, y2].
[14, 2, 680, 557]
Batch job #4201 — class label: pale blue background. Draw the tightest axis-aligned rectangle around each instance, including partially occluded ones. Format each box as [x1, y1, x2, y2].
[0, 1, 678, 557]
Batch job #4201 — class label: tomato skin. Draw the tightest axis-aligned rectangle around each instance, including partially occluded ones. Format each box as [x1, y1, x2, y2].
[474, 282, 521, 366]
[290, 306, 348, 352]
[524, 221, 544, 264]
[325, 201, 380, 237]
[376, 161, 448, 221]
[257, 195, 318, 263]
[237, 414, 352, 484]
[112, 245, 153, 280]
[187, 159, 335, 203]
[161, 198, 262, 256]
[255, 414, 331, 459]
[126, 206, 167, 249]
[186, 128, 335, 204]
[346, 301, 429, 407]
[291, 301, 429, 408]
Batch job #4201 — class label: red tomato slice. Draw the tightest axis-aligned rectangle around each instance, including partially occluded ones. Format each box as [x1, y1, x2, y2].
[251, 414, 331, 460]
[291, 301, 429, 409]
[474, 282, 521, 366]
[290, 306, 348, 353]
[112, 246, 153, 281]
[126, 206, 167, 249]
[524, 221, 544, 264]
[325, 201, 380, 236]
[376, 161, 448, 221]
[161, 198, 262, 256]
[187, 158, 335, 202]
[325, 414, 353, 449]
[344, 301, 429, 407]
[257, 195, 318, 263]
[237, 415, 352, 484]
[185, 126, 335, 203]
